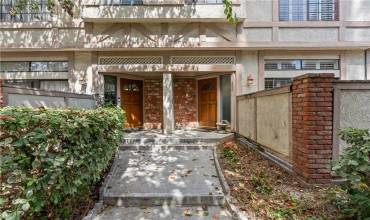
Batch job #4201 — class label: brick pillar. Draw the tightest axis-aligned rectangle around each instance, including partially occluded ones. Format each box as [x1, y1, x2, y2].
[292, 73, 335, 184]
[143, 79, 163, 129]
[174, 79, 197, 128]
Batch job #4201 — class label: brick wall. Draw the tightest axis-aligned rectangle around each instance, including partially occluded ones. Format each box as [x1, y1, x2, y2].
[0, 80, 4, 107]
[143, 79, 163, 129]
[292, 73, 334, 184]
[174, 79, 197, 128]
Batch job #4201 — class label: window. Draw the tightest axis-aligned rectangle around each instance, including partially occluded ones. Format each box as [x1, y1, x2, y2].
[104, 75, 117, 105]
[265, 60, 301, 70]
[279, 0, 338, 21]
[265, 78, 292, 89]
[0, 0, 51, 22]
[4, 79, 68, 92]
[265, 59, 339, 71]
[0, 61, 68, 72]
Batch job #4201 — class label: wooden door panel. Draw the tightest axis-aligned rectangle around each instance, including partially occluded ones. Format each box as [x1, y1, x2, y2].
[120, 79, 143, 128]
[198, 78, 217, 128]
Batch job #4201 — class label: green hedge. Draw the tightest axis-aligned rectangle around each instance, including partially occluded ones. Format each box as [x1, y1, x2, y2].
[0, 107, 124, 220]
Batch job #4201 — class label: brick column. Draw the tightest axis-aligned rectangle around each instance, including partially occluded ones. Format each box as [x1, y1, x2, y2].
[143, 79, 163, 129]
[292, 73, 335, 184]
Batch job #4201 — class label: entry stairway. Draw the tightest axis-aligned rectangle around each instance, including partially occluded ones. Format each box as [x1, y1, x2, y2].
[86, 130, 234, 220]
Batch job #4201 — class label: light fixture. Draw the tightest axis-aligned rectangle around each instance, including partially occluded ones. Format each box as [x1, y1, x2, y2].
[247, 74, 254, 86]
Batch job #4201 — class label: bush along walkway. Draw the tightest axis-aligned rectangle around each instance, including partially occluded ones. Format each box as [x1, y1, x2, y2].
[85, 131, 234, 220]
[0, 107, 124, 220]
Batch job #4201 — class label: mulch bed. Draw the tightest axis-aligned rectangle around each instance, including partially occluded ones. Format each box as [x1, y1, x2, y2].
[217, 141, 343, 220]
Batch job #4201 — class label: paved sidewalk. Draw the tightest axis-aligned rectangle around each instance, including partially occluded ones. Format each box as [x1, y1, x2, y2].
[88, 131, 233, 220]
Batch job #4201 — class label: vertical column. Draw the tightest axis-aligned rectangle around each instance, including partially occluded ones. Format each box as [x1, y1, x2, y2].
[163, 73, 175, 134]
[366, 49, 370, 80]
[0, 79, 4, 107]
[292, 73, 335, 184]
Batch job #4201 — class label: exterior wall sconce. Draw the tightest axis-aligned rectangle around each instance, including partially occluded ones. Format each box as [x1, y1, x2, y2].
[246, 74, 254, 86]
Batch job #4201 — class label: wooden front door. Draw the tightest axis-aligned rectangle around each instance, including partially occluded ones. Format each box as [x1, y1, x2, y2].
[198, 78, 217, 128]
[120, 79, 143, 128]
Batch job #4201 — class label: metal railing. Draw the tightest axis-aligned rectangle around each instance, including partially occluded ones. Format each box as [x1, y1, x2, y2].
[92, 0, 223, 5]
[92, 0, 144, 5]
[185, 0, 224, 4]
[0, 0, 51, 22]
[279, 1, 339, 21]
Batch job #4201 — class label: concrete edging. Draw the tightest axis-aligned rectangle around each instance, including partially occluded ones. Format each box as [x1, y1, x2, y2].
[83, 149, 120, 220]
[213, 147, 249, 220]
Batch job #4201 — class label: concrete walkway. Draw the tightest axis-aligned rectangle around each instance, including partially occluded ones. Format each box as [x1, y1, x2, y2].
[88, 130, 234, 220]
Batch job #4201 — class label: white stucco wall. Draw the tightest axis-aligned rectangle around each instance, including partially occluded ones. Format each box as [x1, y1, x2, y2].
[244, 0, 272, 21]
[342, 0, 370, 21]
[345, 50, 366, 80]
[238, 51, 259, 95]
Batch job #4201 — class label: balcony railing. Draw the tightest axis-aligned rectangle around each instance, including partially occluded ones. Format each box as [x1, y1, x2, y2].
[89, 0, 224, 6]
[0, 0, 51, 22]
[279, 1, 339, 21]
[94, 0, 144, 5]
[185, 0, 223, 4]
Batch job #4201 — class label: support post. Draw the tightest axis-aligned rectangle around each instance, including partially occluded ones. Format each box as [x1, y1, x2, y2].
[163, 73, 175, 134]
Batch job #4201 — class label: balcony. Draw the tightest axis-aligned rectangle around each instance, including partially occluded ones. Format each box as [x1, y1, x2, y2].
[81, 0, 244, 22]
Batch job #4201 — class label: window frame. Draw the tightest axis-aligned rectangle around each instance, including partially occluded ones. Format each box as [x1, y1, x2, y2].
[264, 59, 340, 71]
[278, 0, 339, 22]
[0, 0, 51, 22]
[0, 61, 69, 72]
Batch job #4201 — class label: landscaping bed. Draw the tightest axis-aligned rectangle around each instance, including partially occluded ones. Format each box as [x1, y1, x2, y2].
[217, 141, 343, 219]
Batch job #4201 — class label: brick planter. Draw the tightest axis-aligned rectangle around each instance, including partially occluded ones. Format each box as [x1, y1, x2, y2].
[292, 73, 335, 184]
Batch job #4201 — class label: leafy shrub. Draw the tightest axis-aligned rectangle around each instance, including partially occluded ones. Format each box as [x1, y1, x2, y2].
[0, 107, 124, 219]
[332, 128, 370, 219]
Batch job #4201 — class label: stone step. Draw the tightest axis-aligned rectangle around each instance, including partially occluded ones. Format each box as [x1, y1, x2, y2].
[103, 150, 224, 207]
[118, 144, 215, 151]
[103, 193, 225, 207]
[91, 205, 232, 220]
[121, 138, 222, 145]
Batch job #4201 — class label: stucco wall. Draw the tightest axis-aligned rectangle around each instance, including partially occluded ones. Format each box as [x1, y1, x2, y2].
[256, 92, 291, 158]
[237, 86, 292, 161]
[8, 94, 66, 108]
[237, 97, 255, 140]
[238, 51, 259, 95]
[333, 82, 370, 160]
[345, 50, 366, 80]
[342, 0, 370, 21]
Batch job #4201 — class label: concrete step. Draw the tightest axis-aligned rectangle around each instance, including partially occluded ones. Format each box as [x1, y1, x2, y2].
[91, 205, 232, 220]
[104, 193, 225, 207]
[118, 144, 215, 151]
[103, 150, 225, 207]
[121, 138, 222, 145]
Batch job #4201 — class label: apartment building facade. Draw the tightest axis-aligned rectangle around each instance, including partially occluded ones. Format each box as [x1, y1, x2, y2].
[1, 0, 370, 132]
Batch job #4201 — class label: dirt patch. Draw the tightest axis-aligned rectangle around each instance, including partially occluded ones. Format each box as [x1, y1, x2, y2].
[217, 141, 343, 219]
